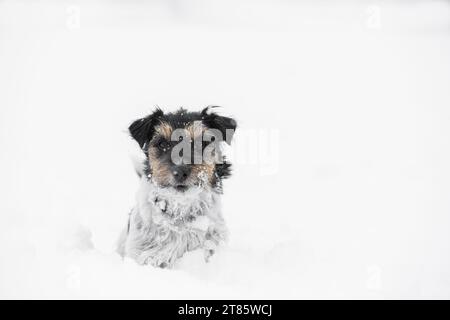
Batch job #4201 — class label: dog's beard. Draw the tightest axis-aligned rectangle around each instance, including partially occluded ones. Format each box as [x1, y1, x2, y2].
[148, 182, 215, 226]
[146, 164, 213, 192]
[150, 168, 211, 195]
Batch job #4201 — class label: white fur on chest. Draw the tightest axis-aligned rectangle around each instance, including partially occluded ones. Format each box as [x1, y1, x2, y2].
[136, 177, 220, 231]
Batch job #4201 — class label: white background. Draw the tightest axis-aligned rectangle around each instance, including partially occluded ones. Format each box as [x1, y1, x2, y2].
[1, 0, 450, 299]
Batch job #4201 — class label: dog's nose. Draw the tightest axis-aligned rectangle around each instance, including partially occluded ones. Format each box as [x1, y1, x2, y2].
[173, 166, 191, 183]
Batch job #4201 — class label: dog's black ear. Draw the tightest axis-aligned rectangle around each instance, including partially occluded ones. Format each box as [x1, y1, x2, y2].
[129, 108, 164, 149]
[201, 106, 237, 145]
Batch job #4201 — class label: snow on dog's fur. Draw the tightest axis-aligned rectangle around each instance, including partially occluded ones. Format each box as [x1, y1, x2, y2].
[117, 107, 236, 268]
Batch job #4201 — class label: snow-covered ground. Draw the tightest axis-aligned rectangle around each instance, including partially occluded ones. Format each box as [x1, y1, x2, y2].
[1, 0, 450, 299]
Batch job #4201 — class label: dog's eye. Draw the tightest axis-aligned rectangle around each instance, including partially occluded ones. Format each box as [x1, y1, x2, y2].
[158, 141, 170, 151]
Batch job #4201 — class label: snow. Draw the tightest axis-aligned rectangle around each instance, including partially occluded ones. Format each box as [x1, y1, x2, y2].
[1, 0, 450, 299]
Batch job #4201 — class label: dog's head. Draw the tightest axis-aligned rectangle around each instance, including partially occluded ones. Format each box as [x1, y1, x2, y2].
[129, 107, 237, 192]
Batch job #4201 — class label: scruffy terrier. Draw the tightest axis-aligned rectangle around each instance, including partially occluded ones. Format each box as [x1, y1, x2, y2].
[117, 106, 237, 268]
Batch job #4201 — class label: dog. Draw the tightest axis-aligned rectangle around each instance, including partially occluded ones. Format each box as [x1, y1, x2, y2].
[117, 106, 237, 268]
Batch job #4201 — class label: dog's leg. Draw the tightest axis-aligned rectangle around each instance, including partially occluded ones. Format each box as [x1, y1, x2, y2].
[117, 209, 136, 258]
[203, 214, 228, 262]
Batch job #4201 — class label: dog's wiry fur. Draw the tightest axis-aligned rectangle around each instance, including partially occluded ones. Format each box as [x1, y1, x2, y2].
[117, 107, 236, 268]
